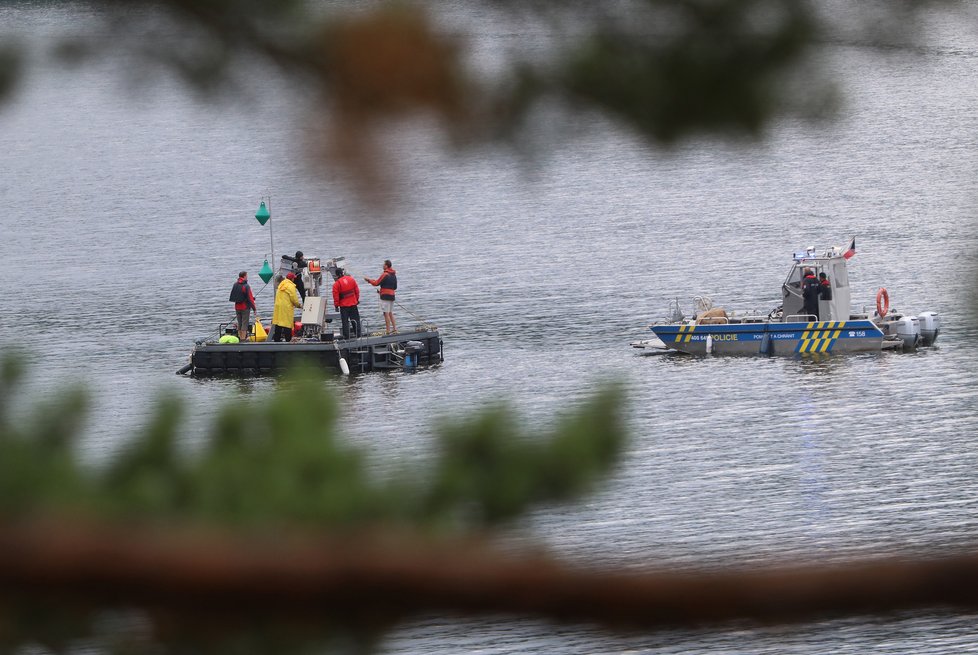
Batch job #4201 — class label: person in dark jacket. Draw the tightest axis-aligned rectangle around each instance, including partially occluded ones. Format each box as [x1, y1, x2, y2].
[364, 259, 398, 334]
[818, 272, 833, 301]
[229, 271, 257, 341]
[332, 268, 361, 339]
[291, 251, 307, 301]
[801, 268, 820, 320]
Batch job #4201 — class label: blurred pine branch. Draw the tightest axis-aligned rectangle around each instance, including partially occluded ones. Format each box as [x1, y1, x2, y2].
[0, 353, 626, 652]
[0, 354, 626, 532]
[0, 0, 957, 200]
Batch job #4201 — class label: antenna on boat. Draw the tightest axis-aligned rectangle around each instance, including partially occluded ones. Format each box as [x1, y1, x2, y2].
[255, 194, 274, 271]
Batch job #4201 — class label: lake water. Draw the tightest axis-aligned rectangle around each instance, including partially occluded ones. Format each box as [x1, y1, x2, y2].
[2, 3, 978, 653]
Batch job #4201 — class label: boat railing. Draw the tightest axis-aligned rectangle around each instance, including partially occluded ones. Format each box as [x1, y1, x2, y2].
[785, 314, 818, 322]
[693, 295, 713, 315]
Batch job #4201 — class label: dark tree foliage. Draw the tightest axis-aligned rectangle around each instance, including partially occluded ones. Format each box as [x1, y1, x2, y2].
[0, 0, 952, 195]
[0, 354, 625, 653]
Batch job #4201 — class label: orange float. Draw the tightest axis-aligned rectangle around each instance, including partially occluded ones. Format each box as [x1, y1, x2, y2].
[876, 287, 890, 317]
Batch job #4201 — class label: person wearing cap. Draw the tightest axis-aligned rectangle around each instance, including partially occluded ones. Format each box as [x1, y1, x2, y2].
[364, 260, 397, 334]
[291, 250, 307, 301]
[272, 271, 302, 342]
[332, 267, 361, 339]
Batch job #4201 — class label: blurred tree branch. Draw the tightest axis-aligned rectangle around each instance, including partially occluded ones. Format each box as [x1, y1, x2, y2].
[3, 517, 978, 635]
[0, 0, 958, 200]
[0, 354, 629, 651]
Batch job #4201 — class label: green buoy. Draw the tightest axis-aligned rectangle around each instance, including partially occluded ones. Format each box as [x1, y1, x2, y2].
[259, 258, 274, 283]
[255, 201, 270, 225]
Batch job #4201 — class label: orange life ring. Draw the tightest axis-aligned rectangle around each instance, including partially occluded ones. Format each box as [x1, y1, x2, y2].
[876, 287, 889, 317]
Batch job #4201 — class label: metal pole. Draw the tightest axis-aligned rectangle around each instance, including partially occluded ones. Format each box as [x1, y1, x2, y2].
[267, 195, 274, 269]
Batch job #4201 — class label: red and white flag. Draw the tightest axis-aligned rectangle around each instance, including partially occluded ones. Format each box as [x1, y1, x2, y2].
[842, 237, 856, 260]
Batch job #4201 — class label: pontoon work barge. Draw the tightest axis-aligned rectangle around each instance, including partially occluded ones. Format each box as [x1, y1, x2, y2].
[180, 254, 443, 375]
[186, 328, 442, 375]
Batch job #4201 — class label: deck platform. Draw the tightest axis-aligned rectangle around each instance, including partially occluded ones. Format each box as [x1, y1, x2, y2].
[186, 329, 442, 375]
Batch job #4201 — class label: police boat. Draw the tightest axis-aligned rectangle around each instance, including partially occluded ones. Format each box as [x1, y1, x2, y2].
[178, 255, 443, 376]
[647, 241, 941, 356]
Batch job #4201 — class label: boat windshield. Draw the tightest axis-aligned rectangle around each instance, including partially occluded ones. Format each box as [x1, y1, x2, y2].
[784, 263, 813, 289]
[784, 264, 802, 288]
[785, 261, 832, 286]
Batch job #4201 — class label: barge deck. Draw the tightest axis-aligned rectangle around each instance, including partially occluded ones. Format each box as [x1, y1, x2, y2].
[184, 329, 442, 376]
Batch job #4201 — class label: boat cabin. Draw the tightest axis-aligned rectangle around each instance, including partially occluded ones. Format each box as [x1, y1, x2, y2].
[780, 246, 852, 322]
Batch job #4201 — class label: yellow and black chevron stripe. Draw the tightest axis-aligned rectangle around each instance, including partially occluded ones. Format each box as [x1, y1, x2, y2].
[674, 324, 696, 343]
[796, 321, 846, 353]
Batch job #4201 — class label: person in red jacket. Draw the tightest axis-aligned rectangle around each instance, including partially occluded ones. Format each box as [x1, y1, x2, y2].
[228, 271, 257, 341]
[332, 268, 361, 339]
[364, 259, 397, 334]
[801, 268, 820, 320]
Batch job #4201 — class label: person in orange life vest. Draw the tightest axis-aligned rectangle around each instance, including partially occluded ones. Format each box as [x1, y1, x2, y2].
[364, 259, 397, 334]
[228, 271, 257, 341]
[801, 268, 820, 320]
[332, 268, 361, 339]
[272, 272, 302, 342]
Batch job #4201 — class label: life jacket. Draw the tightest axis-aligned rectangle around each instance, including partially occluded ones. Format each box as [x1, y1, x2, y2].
[802, 274, 819, 300]
[333, 275, 360, 307]
[374, 269, 397, 300]
[229, 280, 249, 303]
[819, 279, 833, 300]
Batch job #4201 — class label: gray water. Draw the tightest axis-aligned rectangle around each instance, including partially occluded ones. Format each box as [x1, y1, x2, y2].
[2, 3, 978, 653]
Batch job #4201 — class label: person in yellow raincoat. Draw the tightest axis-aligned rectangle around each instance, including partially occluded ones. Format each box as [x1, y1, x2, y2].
[272, 272, 302, 342]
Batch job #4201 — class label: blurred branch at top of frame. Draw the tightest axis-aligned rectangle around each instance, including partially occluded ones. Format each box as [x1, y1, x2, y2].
[0, 0, 962, 204]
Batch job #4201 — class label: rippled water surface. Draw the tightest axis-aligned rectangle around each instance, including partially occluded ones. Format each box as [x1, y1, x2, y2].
[2, 3, 978, 653]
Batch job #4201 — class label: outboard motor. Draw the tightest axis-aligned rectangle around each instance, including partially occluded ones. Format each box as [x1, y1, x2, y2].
[403, 340, 425, 368]
[918, 311, 941, 346]
[894, 315, 921, 349]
